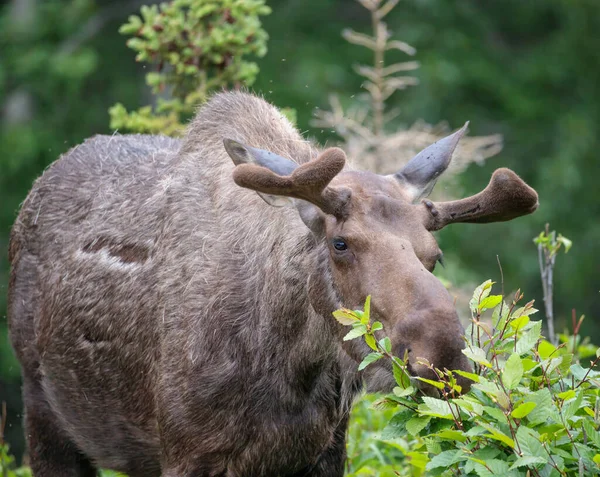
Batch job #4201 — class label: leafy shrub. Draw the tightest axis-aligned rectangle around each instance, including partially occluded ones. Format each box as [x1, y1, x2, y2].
[341, 284, 600, 476]
[109, 0, 271, 135]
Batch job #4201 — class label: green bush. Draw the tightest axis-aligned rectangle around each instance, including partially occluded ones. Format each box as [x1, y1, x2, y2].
[109, 0, 271, 135]
[341, 283, 600, 476]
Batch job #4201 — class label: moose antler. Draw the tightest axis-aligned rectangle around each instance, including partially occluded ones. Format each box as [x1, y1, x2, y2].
[232, 147, 350, 216]
[424, 168, 538, 230]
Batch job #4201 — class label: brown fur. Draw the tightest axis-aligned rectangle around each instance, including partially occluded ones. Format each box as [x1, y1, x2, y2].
[7, 91, 537, 477]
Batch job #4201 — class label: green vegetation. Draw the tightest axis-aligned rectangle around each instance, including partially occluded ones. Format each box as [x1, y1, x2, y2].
[109, 0, 271, 135]
[341, 285, 599, 476]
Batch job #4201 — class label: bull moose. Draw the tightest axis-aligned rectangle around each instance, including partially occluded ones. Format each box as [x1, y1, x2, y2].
[8, 92, 538, 476]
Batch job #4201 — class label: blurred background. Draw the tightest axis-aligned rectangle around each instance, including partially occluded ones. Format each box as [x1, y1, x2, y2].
[1, 0, 599, 462]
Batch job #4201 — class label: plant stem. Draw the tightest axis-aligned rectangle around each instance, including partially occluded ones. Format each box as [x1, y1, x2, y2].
[538, 223, 557, 345]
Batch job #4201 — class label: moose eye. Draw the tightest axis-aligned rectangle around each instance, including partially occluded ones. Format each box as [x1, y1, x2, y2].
[332, 238, 348, 251]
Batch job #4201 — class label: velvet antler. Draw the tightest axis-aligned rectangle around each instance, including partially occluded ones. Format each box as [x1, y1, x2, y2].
[424, 168, 538, 231]
[231, 147, 349, 216]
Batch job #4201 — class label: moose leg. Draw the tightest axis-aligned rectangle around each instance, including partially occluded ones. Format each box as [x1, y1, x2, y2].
[23, 375, 98, 477]
[305, 414, 349, 477]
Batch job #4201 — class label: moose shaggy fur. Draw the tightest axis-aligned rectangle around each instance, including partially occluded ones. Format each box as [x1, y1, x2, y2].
[8, 92, 538, 477]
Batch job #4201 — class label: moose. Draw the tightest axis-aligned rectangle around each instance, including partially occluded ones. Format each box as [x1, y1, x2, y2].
[8, 92, 538, 477]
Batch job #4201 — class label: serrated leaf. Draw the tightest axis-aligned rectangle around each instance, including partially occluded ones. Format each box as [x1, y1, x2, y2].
[483, 405, 507, 423]
[502, 353, 524, 389]
[343, 324, 367, 341]
[454, 369, 481, 383]
[562, 389, 583, 421]
[511, 402, 537, 419]
[454, 397, 484, 416]
[463, 346, 492, 368]
[364, 333, 377, 351]
[393, 362, 411, 388]
[516, 427, 545, 462]
[510, 455, 547, 469]
[420, 396, 454, 419]
[405, 415, 431, 435]
[481, 423, 515, 448]
[332, 309, 358, 326]
[381, 410, 410, 439]
[425, 450, 466, 470]
[435, 429, 468, 442]
[478, 294, 503, 311]
[416, 377, 445, 390]
[470, 279, 495, 311]
[379, 336, 391, 353]
[510, 315, 530, 330]
[406, 451, 429, 469]
[538, 340, 557, 359]
[516, 321, 542, 355]
[557, 389, 576, 400]
[583, 420, 600, 449]
[473, 458, 511, 476]
[393, 385, 415, 397]
[358, 352, 383, 371]
[523, 388, 554, 425]
[362, 295, 371, 324]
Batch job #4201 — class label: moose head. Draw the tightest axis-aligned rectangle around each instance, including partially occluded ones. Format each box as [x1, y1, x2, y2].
[223, 125, 538, 393]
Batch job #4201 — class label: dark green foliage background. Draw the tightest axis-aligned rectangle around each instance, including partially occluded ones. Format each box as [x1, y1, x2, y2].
[1, 0, 599, 461]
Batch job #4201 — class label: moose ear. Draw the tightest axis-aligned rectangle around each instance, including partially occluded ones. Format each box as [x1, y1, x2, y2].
[223, 139, 297, 207]
[394, 122, 469, 202]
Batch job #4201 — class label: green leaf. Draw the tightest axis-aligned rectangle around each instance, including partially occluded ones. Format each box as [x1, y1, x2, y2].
[362, 295, 371, 324]
[510, 315, 530, 330]
[473, 458, 511, 476]
[378, 336, 391, 353]
[470, 279, 494, 311]
[523, 388, 554, 425]
[480, 423, 515, 448]
[502, 353, 524, 389]
[463, 346, 492, 368]
[371, 321, 383, 332]
[509, 455, 547, 469]
[478, 294, 503, 311]
[583, 420, 600, 449]
[538, 340, 557, 359]
[562, 389, 583, 421]
[435, 429, 468, 442]
[454, 369, 481, 383]
[364, 333, 377, 351]
[332, 309, 359, 325]
[425, 450, 466, 470]
[358, 352, 383, 371]
[416, 377, 445, 390]
[515, 321, 542, 355]
[392, 362, 411, 388]
[343, 324, 367, 341]
[511, 402, 537, 419]
[516, 426, 545, 458]
[393, 385, 415, 397]
[419, 396, 454, 419]
[406, 451, 429, 470]
[405, 415, 431, 435]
